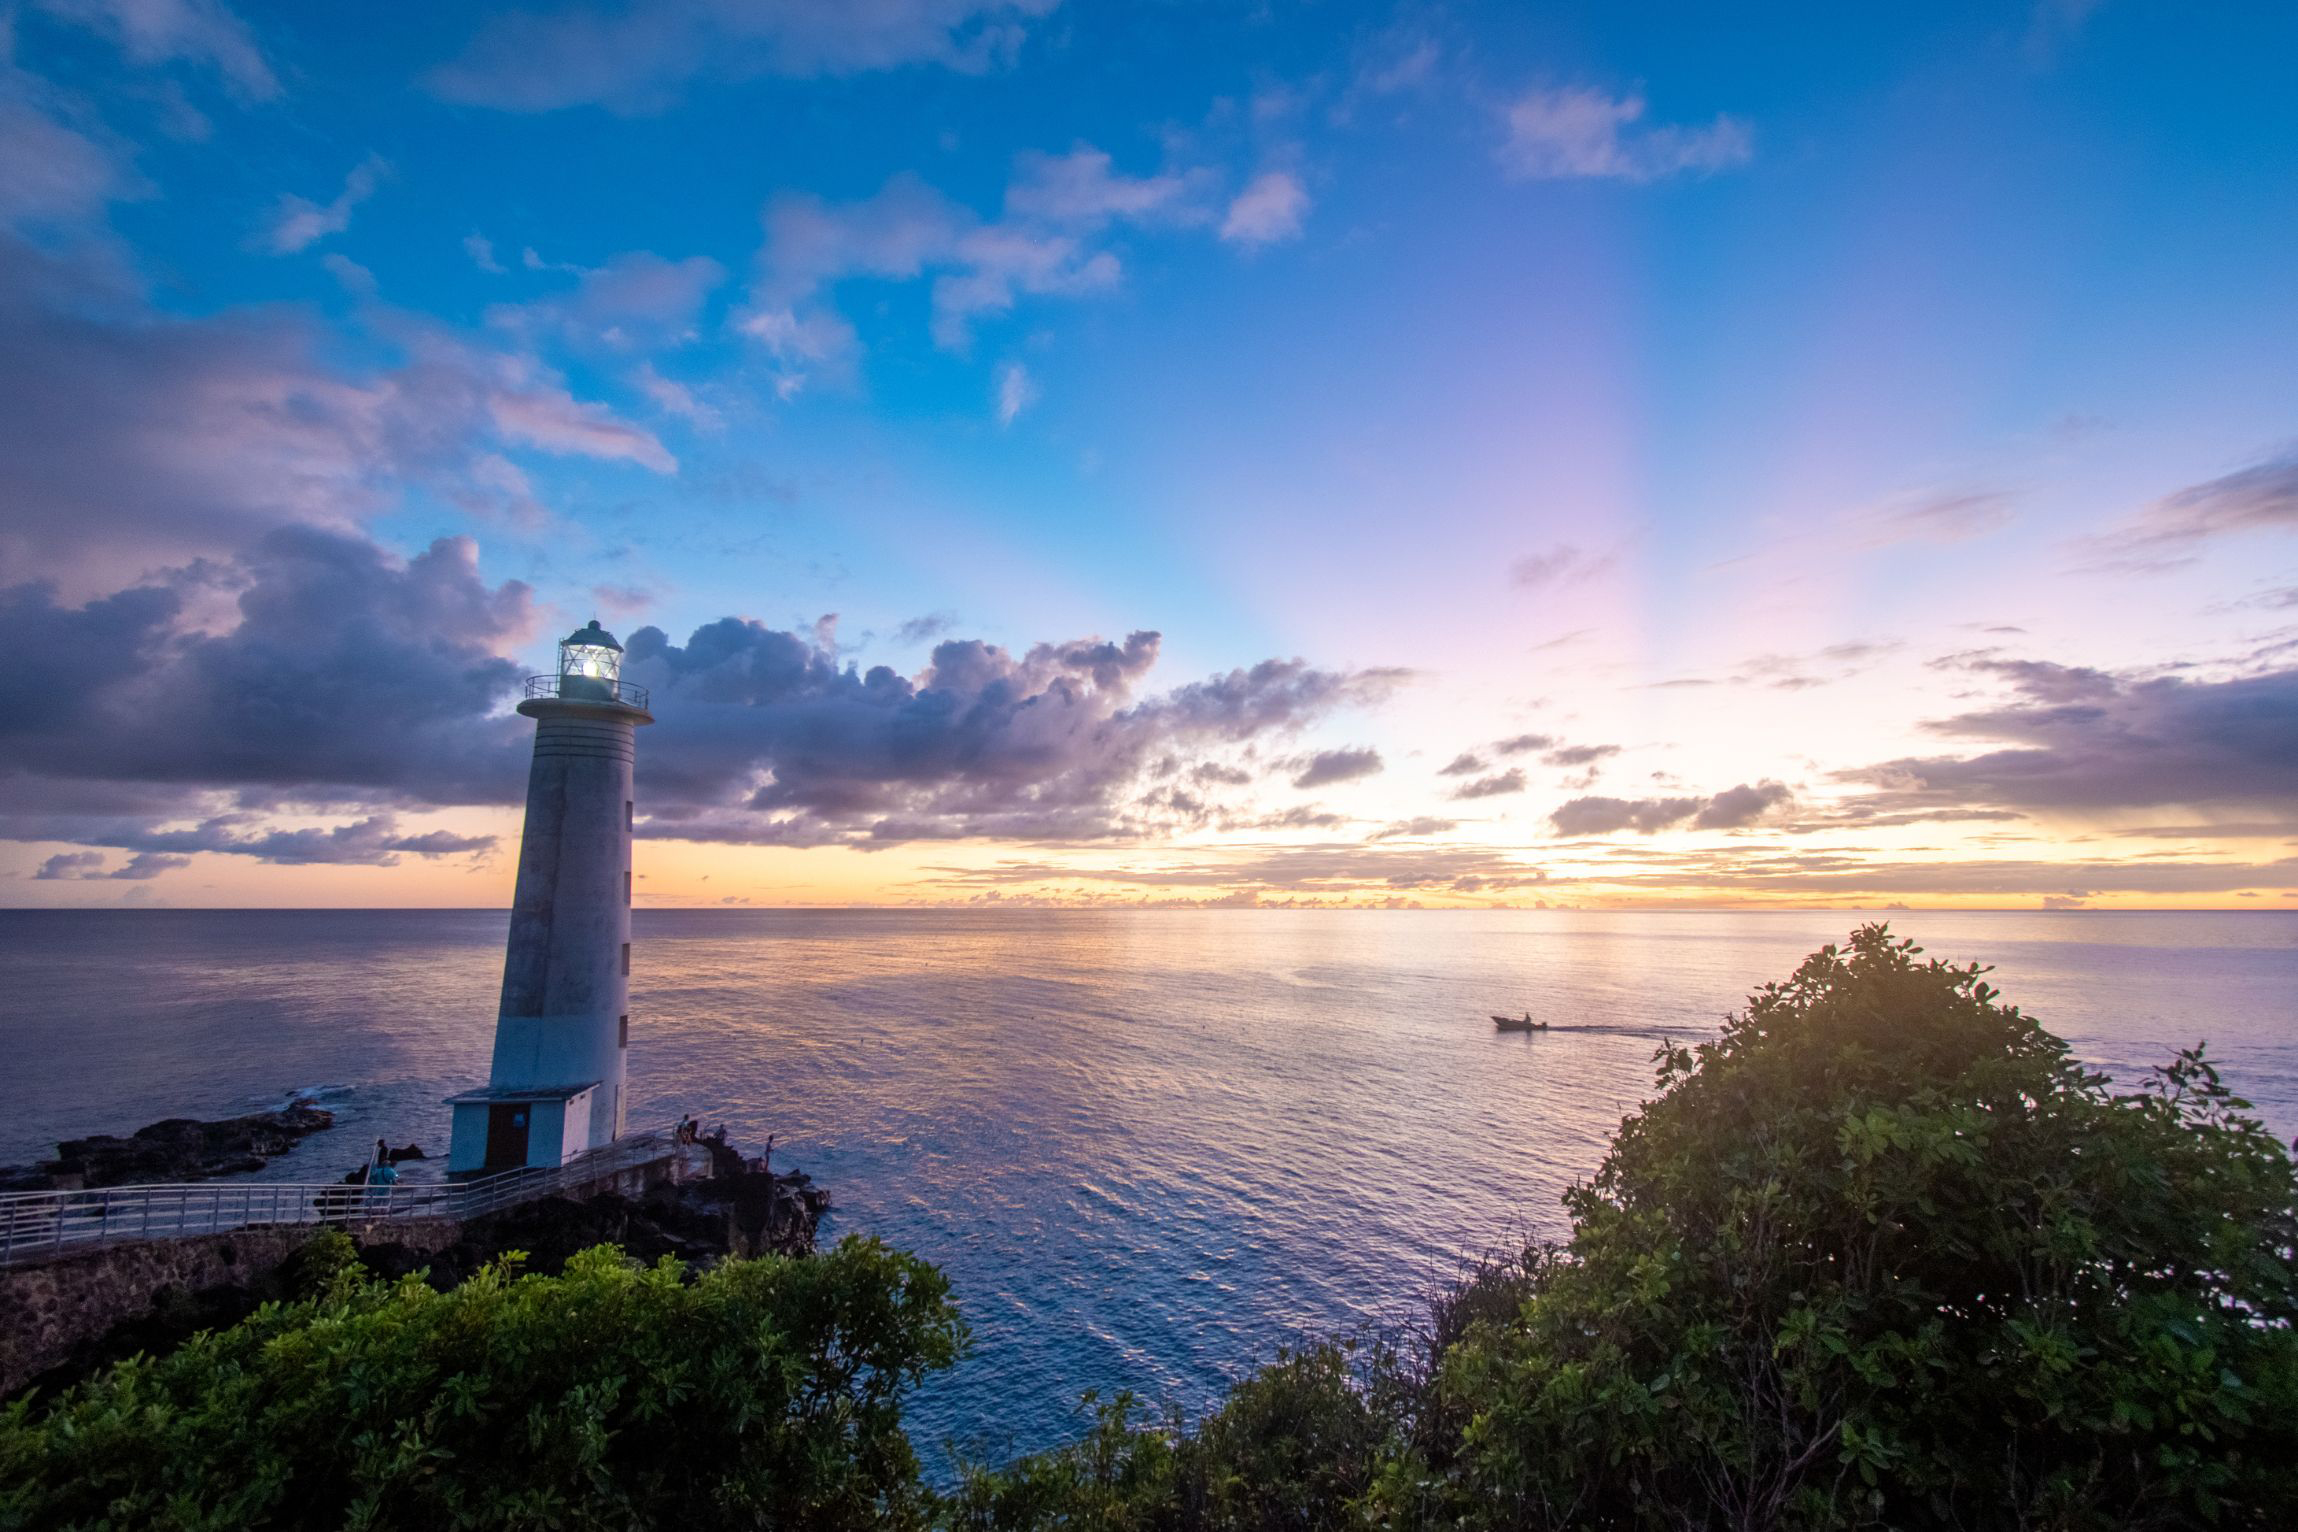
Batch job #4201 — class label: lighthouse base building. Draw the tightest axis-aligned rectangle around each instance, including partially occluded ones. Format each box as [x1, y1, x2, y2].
[447, 622, 653, 1173]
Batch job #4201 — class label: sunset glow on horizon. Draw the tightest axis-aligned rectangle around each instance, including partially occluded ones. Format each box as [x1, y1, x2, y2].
[4, 1, 2294, 911]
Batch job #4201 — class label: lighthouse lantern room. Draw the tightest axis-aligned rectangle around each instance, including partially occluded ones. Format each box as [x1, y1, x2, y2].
[447, 621, 654, 1173]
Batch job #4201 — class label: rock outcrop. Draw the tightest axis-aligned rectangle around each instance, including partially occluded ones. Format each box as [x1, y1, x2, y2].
[357, 1167, 826, 1286]
[0, 1106, 337, 1192]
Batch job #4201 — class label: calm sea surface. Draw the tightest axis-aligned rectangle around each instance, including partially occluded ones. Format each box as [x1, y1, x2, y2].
[3, 909, 2294, 1463]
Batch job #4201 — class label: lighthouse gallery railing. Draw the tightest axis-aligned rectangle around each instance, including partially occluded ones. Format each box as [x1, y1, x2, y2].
[0, 1125, 684, 1268]
[523, 673, 650, 708]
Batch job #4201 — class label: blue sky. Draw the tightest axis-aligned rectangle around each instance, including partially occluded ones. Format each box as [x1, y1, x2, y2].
[3, 0, 2296, 906]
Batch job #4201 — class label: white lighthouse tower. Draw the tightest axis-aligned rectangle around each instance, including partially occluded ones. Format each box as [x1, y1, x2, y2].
[447, 621, 653, 1173]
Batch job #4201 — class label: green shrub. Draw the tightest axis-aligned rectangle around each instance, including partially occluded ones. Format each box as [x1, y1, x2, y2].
[940, 1341, 1405, 1532]
[1406, 926, 2298, 1530]
[0, 1236, 964, 1531]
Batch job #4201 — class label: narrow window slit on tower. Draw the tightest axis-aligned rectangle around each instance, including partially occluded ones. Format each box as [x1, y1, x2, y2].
[619, 1015, 629, 1048]
[625, 800, 633, 830]
[625, 870, 632, 903]
[621, 942, 631, 976]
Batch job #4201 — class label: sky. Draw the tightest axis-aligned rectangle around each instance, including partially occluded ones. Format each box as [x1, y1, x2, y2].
[3, 0, 2296, 910]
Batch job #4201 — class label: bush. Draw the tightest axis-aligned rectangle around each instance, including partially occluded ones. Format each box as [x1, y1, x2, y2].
[1409, 926, 2298, 1530]
[0, 1236, 964, 1531]
[940, 1341, 1406, 1532]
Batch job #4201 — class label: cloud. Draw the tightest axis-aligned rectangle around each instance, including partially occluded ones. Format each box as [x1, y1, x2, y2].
[933, 843, 1546, 898]
[1867, 488, 2016, 546]
[0, 81, 135, 230]
[0, 229, 675, 592]
[1839, 658, 2298, 817]
[634, 361, 720, 428]
[261, 154, 388, 255]
[493, 250, 726, 349]
[735, 305, 857, 378]
[1691, 780, 1794, 829]
[624, 623, 1405, 846]
[1291, 747, 1383, 789]
[1549, 794, 1701, 835]
[428, 0, 1056, 112]
[0, 236, 664, 587]
[1351, 31, 1441, 100]
[746, 169, 1128, 359]
[1550, 781, 1790, 835]
[893, 612, 959, 646]
[1220, 170, 1309, 247]
[1728, 640, 1901, 692]
[739, 147, 1266, 374]
[995, 359, 1037, 425]
[30, 814, 493, 867]
[488, 371, 677, 470]
[0, 527, 535, 836]
[33, 0, 278, 99]
[1451, 768, 1527, 800]
[2086, 447, 2298, 569]
[34, 849, 189, 879]
[1509, 543, 1614, 591]
[1441, 734, 1604, 778]
[320, 252, 376, 296]
[1006, 144, 1199, 227]
[1498, 86, 1751, 183]
[464, 232, 506, 272]
[1588, 851, 2298, 900]
[1370, 816, 1457, 840]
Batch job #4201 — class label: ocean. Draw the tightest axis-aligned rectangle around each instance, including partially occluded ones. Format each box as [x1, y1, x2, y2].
[3, 908, 2294, 1465]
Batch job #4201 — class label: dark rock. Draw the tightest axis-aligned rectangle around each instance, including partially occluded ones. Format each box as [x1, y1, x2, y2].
[0, 1106, 336, 1191]
[384, 1143, 426, 1164]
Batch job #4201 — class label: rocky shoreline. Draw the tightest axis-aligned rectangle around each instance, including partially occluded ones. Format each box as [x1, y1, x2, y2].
[0, 1105, 338, 1192]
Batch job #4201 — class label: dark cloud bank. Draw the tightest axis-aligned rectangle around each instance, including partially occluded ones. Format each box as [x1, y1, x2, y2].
[1841, 658, 2298, 819]
[2, 529, 1405, 870]
[1551, 781, 1793, 836]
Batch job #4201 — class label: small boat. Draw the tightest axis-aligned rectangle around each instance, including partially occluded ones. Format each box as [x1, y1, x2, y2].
[1491, 1013, 1549, 1033]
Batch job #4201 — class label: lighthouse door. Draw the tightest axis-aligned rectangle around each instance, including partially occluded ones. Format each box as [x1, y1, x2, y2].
[484, 1103, 531, 1169]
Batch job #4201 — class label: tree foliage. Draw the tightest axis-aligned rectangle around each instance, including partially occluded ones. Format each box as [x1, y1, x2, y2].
[941, 1341, 1409, 1532]
[0, 1236, 963, 1531]
[1406, 926, 2298, 1530]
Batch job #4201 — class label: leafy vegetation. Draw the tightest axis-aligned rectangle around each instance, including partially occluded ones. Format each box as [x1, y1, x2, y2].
[5, 927, 2292, 1530]
[1, 1237, 962, 1531]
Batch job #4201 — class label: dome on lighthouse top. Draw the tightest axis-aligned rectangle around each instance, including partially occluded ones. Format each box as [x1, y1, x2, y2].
[561, 619, 623, 653]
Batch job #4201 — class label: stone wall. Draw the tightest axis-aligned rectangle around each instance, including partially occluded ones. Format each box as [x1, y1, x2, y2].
[0, 1219, 463, 1398]
[1, 1143, 778, 1401]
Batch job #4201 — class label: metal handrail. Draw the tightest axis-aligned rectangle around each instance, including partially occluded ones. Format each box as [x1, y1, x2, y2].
[523, 673, 650, 709]
[0, 1125, 686, 1269]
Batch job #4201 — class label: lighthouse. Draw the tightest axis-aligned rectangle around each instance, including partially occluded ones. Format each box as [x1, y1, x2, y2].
[447, 621, 653, 1172]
